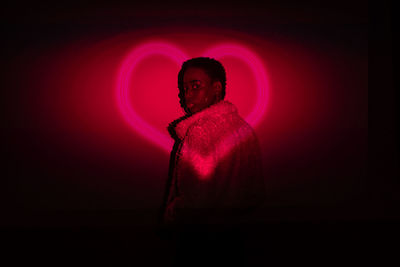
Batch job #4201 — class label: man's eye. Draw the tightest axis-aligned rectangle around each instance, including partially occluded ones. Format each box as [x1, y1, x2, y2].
[193, 81, 202, 89]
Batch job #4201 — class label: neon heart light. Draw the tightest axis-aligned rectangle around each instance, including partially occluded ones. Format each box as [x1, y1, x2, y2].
[116, 41, 268, 152]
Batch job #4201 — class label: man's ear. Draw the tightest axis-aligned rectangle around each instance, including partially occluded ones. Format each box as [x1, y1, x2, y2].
[213, 81, 222, 98]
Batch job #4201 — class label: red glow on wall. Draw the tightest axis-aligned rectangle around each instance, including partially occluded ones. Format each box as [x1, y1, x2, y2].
[116, 40, 269, 152]
[28, 26, 346, 184]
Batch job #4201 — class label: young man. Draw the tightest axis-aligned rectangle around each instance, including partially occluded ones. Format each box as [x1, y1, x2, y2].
[157, 57, 266, 265]
[161, 57, 266, 228]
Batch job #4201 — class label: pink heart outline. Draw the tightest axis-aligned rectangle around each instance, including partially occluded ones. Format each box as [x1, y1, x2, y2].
[115, 41, 269, 152]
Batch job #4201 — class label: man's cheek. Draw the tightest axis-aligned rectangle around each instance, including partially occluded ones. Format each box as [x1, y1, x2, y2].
[195, 90, 206, 98]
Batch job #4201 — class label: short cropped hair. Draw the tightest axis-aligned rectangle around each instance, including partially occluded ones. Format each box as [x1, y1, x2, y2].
[178, 57, 227, 99]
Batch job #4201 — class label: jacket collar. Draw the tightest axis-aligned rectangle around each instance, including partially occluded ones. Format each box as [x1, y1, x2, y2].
[169, 100, 238, 141]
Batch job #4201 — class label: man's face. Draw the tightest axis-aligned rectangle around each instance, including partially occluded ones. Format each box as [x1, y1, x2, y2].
[181, 67, 221, 115]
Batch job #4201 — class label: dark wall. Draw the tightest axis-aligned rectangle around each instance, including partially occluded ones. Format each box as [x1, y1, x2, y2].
[2, 0, 397, 265]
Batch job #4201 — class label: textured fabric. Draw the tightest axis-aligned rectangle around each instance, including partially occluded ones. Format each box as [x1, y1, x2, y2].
[163, 100, 266, 227]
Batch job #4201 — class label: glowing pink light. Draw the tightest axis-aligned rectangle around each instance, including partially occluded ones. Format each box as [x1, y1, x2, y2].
[202, 44, 268, 126]
[116, 41, 269, 152]
[116, 42, 188, 151]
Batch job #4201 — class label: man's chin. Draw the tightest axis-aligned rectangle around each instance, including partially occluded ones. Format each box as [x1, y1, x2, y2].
[185, 104, 196, 114]
[183, 107, 193, 115]
[188, 107, 202, 115]
[186, 109, 195, 115]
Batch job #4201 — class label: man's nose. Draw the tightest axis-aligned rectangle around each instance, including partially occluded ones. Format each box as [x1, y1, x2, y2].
[185, 89, 193, 98]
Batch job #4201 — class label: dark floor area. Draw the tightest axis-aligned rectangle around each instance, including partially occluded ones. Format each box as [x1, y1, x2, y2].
[2, 219, 394, 266]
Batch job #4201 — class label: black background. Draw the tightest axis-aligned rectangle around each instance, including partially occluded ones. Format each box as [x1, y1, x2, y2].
[2, 0, 397, 265]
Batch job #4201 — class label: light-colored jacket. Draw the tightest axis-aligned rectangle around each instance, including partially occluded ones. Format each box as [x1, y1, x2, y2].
[163, 100, 266, 226]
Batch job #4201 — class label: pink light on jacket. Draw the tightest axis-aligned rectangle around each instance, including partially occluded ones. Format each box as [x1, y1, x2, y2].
[180, 124, 254, 180]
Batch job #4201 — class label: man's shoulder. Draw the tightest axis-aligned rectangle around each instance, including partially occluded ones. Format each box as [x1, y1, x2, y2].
[186, 112, 239, 140]
[184, 119, 216, 155]
[185, 112, 257, 151]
